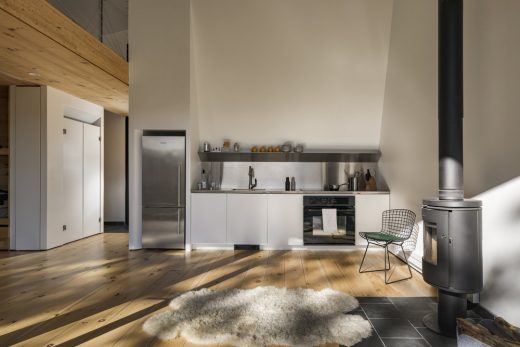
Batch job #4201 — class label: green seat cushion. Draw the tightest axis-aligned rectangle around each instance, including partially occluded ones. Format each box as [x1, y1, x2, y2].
[359, 232, 405, 242]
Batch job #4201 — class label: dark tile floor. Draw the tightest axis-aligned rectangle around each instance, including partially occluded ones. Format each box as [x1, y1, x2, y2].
[347, 297, 478, 347]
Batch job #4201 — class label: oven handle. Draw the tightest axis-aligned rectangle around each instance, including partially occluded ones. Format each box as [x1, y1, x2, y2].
[305, 208, 354, 212]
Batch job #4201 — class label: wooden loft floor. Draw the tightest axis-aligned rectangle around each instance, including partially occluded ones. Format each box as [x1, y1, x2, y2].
[0, 233, 434, 346]
[0, 0, 128, 115]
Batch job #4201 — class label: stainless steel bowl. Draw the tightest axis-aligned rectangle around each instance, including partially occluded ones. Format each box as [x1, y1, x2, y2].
[281, 144, 292, 152]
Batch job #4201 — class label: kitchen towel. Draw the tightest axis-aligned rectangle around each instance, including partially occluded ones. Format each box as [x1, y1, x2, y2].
[322, 208, 338, 234]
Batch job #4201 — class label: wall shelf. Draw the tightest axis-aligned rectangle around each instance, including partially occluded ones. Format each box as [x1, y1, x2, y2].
[198, 150, 381, 163]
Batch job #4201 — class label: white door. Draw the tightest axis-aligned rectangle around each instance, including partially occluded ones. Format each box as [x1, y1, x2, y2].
[267, 195, 303, 248]
[63, 118, 84, 243]
[83, 123, 101, 237]
[191, 194, 227, 244]
[227, 194, 268, 245]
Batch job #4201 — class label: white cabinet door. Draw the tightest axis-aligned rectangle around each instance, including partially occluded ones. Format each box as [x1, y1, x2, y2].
[83, 123, 101, 237]
[63, 118, 84, 243]
[191, 194, 227, 244]
[355, 194, 390, 245]
[227, 194, 268, 245]
[267, 195, 303, 248]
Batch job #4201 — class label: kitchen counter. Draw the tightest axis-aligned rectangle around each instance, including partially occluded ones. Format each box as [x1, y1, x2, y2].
[191, 189, 389, 195]
[191, 190, 390, 249]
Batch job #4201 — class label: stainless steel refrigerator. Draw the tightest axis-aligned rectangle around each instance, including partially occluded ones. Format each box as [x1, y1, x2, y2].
[141, 130, 185, 249]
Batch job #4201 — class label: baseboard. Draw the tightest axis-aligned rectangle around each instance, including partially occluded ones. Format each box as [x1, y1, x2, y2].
[191, 244, 370, 251]
[408, 254, 423, 273]
[471, 303, 496, 320]
[234, 244, 260, 250]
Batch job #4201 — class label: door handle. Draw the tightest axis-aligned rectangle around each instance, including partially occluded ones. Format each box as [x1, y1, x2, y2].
[177, 165, 181, 206]
[178, 214, 181, 235]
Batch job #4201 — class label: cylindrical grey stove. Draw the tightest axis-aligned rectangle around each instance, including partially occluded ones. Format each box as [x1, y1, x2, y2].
[422, 198, 482, 336]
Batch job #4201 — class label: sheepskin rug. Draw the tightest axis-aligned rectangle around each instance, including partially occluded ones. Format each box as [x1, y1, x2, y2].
[143, 286, 371, 346]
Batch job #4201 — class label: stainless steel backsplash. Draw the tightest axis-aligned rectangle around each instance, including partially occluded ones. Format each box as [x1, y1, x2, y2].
[199, 162, 385, 191]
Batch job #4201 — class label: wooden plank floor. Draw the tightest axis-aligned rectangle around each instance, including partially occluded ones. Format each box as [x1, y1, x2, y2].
[0, 233, 435, 347]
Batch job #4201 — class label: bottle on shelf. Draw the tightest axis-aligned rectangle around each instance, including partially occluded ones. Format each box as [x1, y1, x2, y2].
[285, 177, 290, 191]
[365, 169, 377, 191]
[201, 169, 207, 190]
[290, 177, 296, 191]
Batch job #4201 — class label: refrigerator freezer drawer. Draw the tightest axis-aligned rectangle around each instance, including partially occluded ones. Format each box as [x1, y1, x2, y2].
[142, 207, 185, 249]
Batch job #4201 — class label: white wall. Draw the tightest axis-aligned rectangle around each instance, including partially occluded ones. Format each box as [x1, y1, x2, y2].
[464, 0, 520, 326]
[11, 87, 42, 250]
[128, 0, 190, 249]
[191, 0, 393, 150]
[104, 112, 125, 222]
[379, 0, 520, 325]
[377, 0, 437, 269]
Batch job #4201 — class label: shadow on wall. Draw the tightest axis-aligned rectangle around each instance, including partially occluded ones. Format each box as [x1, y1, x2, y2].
[407, 177, 520, 326]
[473, 176, 520, 326]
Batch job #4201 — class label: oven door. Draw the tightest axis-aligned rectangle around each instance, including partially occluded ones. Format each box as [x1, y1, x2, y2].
[303, 207, 355, 244]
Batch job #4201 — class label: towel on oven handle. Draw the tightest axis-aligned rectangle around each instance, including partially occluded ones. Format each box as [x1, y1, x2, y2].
[321, 208, 338, 234]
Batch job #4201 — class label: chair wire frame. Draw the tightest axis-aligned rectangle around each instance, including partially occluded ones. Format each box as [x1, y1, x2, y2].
[358, 209, 416, 284]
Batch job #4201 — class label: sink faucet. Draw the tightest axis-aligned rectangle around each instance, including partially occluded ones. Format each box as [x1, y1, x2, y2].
[248, 166, 257, 190]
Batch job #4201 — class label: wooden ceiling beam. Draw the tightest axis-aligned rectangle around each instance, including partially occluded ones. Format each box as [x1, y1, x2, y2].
[0, 71, 33, 86]
[0, 1, 128, 115]
[0, 0, 128, 84]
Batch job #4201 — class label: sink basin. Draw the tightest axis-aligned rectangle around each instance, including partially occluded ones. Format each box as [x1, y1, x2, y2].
[231, 188, 266, 191]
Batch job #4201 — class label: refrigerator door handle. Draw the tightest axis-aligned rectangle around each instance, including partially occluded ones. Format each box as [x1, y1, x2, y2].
[177, 215, 181, 235]
[177, 164, 181, 207]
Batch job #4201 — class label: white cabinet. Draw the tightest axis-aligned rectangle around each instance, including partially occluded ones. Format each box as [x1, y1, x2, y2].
[227, 194, 268, 245]
[11, 86, 103, 250]
[191, 193, 227, 244]
[13, 87, 42, 250]
[355, 194, 390, 245]
[63, 120, 102, 241]
[189, 192, 390, 249]
[83, 123, 102, 237]
[267, 195, 303, 248]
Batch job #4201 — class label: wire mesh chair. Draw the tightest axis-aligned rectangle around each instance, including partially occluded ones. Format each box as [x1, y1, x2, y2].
[358, 209, 416, 284]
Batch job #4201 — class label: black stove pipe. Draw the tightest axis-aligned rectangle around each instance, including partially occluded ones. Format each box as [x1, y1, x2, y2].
[422, 0, 471, 338]
[438, 0, 464, 201]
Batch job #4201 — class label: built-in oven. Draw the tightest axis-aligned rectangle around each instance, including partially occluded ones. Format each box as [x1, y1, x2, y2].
[303, 196, 355, 245]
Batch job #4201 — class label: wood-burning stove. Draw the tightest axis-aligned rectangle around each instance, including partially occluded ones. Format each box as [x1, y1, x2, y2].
[422, 199, 482, 336]
[422, 0, 483, 337]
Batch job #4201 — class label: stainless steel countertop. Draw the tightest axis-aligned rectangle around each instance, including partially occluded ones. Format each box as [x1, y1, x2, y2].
[191, 189, 389, 195]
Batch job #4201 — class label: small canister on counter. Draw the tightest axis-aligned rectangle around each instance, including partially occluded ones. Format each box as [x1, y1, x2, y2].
[285, 177, 291, 191]
[290, 177, 296, 191]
